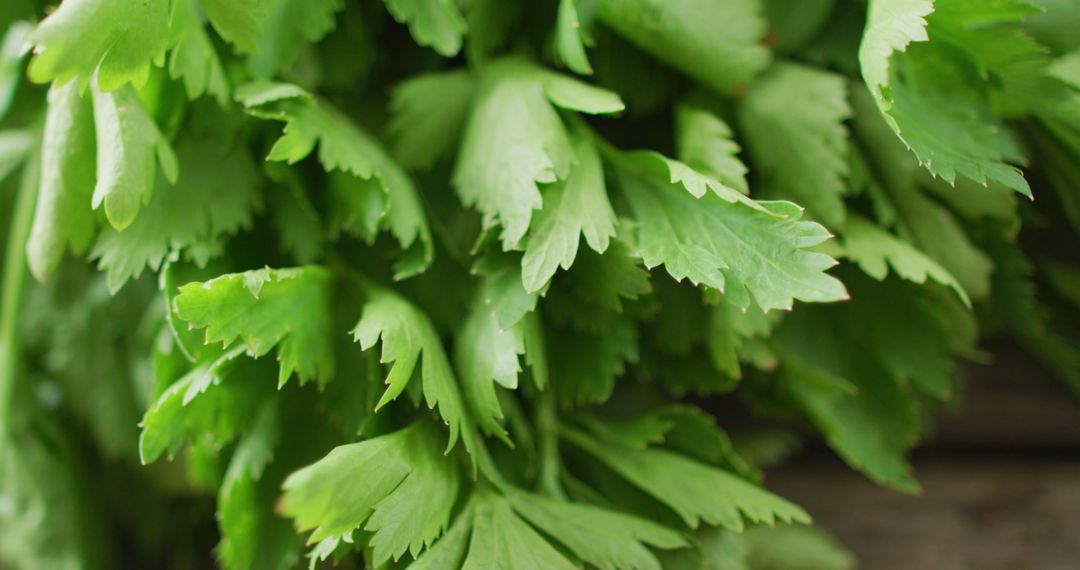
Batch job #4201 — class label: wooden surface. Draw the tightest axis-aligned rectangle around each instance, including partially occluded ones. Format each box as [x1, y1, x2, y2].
[765, 345, 1080, 569]
[770, 455, 1080, 570]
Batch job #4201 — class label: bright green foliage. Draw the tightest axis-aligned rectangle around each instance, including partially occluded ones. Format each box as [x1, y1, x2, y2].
[240, 82, 433, 277]
[563, 427, 809, 530]
[91, 85, 178, 231]
[456, 258, 544, 438]
[521, 125, 615, 292]
[92, 131, 263, 292]
[555, 0, 593, 74]
[352, 286, 469, 450]
[454, 58, 623, 249]
[139, 347, 256, 463]
[5, 1, 1080, 569]
[199, 0, 267, 53]
[675, 103, 749, 195]
[614, 150, 848, 312]
[169, 0, 231, 104]
[739, 63, 851, 229]
[26, 82, 95, 281]
[843, 214, 969, 305]
[505, 490, 687, 570]
[173, 267, 336, 386]
[26, 0, 171, 90]
[859, 0, 1032, 196]
[248, 0, 343, 78]
[281, 421, 459, 563]
[460, 491, 577, 569]
[594, 0, 771, 93]
[383, 0, 467, 57]
[0, 23, 31, 118]
[389, 70, 474, 170]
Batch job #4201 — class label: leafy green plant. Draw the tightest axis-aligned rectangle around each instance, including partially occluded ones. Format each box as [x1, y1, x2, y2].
[0, 0, 1078, 568]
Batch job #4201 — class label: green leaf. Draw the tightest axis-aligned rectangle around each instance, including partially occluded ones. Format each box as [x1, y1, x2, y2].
[92, 132, 263, 292]
[90, 84, 179, 231]
[739, 63, 851, 229]
[762, 0, 836, 53]
[707, 300, 779, 379]
[139, 347, 263, 463]
[858, 0, 934, 97]
[26, 0, 171, 91]
[742, 525, 855, 570]
[843, 214, 969, 306]
[247, 0, 343, 78]
[461, 491, 577, 570]
[614, 151, 848, 312]
[550, 320, 637, 406]
[406, 508, 472, 570]
[595, 0, 771, 94]
[893, 182, 994, 300]
[505, 490, 687, 570]
[858, 0, 1032, 196]
[240, 82, 434, 278]
[280, 421, 459, 564]
[456, 260, 544, 438]
[172, 266, 336, 386]
[771, 272, 973, 491]
[453, 58, 623, 249]
[521, 125, 615, 293]
[555, 0, 592, 74]
[27, 84, 91, 278]
[554, 237, 652, 317]
[352, 286, 468, 450]
[0, 21, 31, 119]
[383, 0, 467, 57]
[562, 427, 809, 530]
[675, 103, 749, 195]
[217, 404, 299, 570]
[199, 0, 268, 53]
[169, 0, 231, 104]
[389, 70, 475, 170]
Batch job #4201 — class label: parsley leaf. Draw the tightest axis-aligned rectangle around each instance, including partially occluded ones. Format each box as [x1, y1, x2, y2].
[248, 0, 343, 78]
[562, 427, 809, 530]
[352, 286, 468, 450]
[281, 421, 459, 564]
[505, 490, 688, 570]
[383, 0, 467, 57]
[240, 82, 434, 278]
[555, 0, 593, 74]
[675, 102, 749, 195]
[169, 0, 231, 105]
[453, 58, 623, 250]
[521, 125, 615, 293]
[91, 84, 179, 231]
[26, 0, 171, 91]
[594, 0, 771, 93]
[843, 214, 969, 305]
[172, 266, 336, 386]
[389, 70, 475, 170]
[739, 63, 851, 229]
[613, 150, 848, 311]
[859, 0, 1032, 196]
[25, 84, 94, 282]
[92, 131, 263, 292]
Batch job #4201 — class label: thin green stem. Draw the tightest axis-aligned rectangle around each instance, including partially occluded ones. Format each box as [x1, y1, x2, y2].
[536, 389, 565, 499]
[0, 150, 40, 442]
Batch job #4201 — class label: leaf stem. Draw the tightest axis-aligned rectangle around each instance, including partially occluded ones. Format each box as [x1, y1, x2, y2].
[0, 150, 40, 442]
[536, 389, 565, 499]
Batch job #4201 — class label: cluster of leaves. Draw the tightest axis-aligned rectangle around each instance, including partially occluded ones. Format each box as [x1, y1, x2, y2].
[0, 0, 1078, 568]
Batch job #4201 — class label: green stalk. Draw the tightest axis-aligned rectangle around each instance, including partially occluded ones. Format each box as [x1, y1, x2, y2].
[0, 150, 39, 443]
[536, 389, 565, 499]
